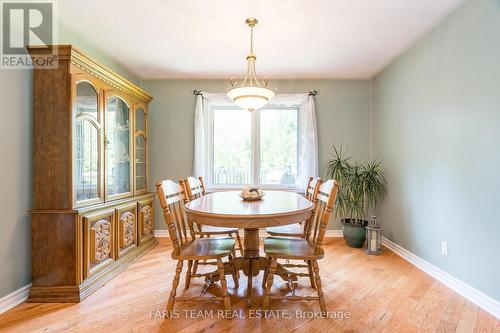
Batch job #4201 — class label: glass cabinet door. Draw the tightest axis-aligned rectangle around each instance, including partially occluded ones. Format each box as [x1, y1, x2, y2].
[105, 95, 132, 198]
[135, 107, 147, 193]
[75, 81, 101, 204]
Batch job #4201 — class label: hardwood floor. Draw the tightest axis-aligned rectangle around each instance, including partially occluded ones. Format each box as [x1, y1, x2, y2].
[0, 238, 498, 333]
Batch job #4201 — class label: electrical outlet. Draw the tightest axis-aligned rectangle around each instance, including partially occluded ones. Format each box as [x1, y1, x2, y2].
[441, 241, 448, 256]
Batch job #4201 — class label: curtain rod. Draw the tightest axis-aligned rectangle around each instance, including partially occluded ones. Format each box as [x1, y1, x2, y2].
[193, 90, 318, 96]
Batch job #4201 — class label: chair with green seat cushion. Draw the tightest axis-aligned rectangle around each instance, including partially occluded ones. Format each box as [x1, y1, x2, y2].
[262, 179, 340, 312]
[181, 176, 244, 281]
[156, 179, 237, 312]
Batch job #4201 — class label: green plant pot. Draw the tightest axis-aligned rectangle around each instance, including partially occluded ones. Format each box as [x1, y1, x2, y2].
[341, 219, 367, 248]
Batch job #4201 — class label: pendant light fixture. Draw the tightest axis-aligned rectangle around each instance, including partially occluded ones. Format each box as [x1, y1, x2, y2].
[226, 18, 276, 112]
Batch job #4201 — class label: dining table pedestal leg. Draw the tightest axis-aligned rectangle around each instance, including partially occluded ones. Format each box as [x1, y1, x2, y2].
[243, 228, 260, 307]
[229, 228, 300, 307]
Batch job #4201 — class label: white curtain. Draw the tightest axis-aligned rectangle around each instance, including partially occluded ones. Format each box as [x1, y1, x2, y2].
[271, 94, 319, 189]
[193, 93, 233, 177]
[193, 92, 318, 190]
[193, 94, 205, 177]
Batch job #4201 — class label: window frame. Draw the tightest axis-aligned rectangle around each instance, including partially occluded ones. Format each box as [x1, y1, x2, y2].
[206, 104, 301, 191]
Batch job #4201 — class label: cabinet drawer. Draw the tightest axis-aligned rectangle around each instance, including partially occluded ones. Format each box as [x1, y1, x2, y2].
[82, 209, 116, 280]
[116, 203, 138, 257]
[138, 199, 154, 244]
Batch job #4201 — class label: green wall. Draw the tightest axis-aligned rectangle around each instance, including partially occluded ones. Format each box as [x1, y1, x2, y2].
[0, 22, 139, 299]
[373, 0, 500, 301]
[141, 79, 371, 231]
[0, 69, 33, 300]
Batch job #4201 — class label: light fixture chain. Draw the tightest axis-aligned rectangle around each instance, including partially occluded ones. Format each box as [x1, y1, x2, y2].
[250, 26, 254, 54]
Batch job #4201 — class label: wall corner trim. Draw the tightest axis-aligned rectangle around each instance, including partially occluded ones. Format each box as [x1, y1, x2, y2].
[0, 283, 31, 315]
[382, 237, 500, 319]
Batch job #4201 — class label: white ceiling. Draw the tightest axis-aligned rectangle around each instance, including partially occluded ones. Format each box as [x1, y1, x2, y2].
[59, 0, 465, 80]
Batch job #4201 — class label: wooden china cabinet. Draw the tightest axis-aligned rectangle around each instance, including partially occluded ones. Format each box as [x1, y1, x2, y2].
[28, 45, 157, 302]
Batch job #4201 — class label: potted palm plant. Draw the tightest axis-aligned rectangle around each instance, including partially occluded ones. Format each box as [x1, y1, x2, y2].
[327, 147, 387, 248]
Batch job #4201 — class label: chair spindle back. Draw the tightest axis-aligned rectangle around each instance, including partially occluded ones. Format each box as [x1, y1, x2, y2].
[303, 177, 323, 237]
[156, 180, 195, 255]
[305, 177, 322, 201]
[181, 176, 207, 232]
[184, 176, 206, 201]
[305, 180, 340, 252]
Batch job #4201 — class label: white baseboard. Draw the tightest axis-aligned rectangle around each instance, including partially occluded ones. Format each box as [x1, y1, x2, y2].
[325, 229, 344, 237]
[154, 229, 344, 238]
[382, 237, 500, 319]
[154, 230, 168, 237]
[0, 283, 31, 314]
[259, 229, 343, 238]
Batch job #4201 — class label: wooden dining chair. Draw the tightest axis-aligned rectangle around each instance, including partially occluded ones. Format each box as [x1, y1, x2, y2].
[265, 177, 323, 237]
[262, 179, 340, 312]
[262, 177, 323, 289]
[182, 176, 243, 256]
[156, 179, 236, 312]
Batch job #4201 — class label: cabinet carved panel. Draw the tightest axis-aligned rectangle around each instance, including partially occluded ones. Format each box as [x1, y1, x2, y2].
[90, 219, 111, 262]
[116, 204, 137, 257]
[120, 211, 135, 248]
[82, 209, 116, 280]
[138, 199, 154, 244]
[141, 205, 152, 235]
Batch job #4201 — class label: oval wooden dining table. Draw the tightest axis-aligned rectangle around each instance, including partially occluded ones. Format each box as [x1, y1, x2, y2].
[184, 190, 313, 306]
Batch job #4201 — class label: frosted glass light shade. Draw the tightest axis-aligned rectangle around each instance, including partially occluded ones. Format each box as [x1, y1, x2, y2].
[227, 86, 276, 111]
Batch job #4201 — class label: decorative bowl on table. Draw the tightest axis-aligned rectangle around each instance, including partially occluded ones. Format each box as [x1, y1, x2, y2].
[239, 187, 265, 201]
